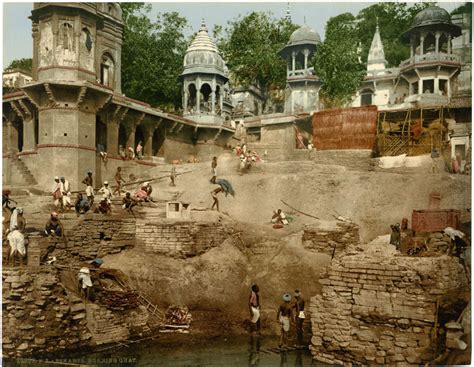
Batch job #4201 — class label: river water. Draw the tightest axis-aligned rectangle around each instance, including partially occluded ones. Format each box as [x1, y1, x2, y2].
[26, 335, 318, 367]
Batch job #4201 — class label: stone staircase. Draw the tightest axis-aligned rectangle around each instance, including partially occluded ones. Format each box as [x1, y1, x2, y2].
[9, 158, 37, 186]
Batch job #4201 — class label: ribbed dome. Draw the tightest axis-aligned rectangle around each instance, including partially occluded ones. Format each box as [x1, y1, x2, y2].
[401, 5, 461, 40]
[181, 20, 228, 79]
[288, 25, 321, 46]
[412, 6, 452, 28]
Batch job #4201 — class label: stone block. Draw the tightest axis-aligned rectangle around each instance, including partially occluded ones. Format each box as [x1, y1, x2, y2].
[17, 342, 29, 351]
[34, 337, 46, 345]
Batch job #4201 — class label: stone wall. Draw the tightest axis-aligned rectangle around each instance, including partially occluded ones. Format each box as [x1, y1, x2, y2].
[85, 303, 149, 345]
[302, 221, 360, 256]
[2, 268, 91, 358]
[135, 220, 229, 258]
[310, 254, 468, 365]
[66, 216, 136, 260]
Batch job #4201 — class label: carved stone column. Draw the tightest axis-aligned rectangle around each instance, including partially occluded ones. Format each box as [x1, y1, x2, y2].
[143, 125, 154, 158]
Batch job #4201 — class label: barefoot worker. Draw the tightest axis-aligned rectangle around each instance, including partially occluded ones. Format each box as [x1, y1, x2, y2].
[277, 293, 293, 349]
[248, 284, 261, 334]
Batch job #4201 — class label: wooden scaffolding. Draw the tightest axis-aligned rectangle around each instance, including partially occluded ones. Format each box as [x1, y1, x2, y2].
[376, 106, 451, 156]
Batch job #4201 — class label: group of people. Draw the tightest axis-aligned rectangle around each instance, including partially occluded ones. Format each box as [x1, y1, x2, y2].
[74, 167, 156, 216]
[119, 142, 144, 161]
[235, 144, 265, 176]
[249, 285, 306, 349]
[51, 176, 72, 211]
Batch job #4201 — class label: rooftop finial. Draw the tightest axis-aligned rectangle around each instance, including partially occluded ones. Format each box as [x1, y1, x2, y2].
[376, 16, 379, 32]
[200, 18, 207, 32]
[285, 2, 291, 22]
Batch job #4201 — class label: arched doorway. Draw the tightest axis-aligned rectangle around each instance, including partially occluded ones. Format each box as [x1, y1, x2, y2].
[200, 83, 212, 112]
[188, 84, 197, 112]
[16, 121, 23, 152]
[135, 124, 144, 149]
[95, 116, 107, 151]
[118, 124, 127, 149]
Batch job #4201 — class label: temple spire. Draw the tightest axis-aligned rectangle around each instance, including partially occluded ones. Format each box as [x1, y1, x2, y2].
[367, 22, 387, 73]
[285, 2, 291, 22]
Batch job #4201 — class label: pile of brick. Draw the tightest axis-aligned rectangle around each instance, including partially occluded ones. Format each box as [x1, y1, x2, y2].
[302, 221, 360, 256]
[96, 289, 140, 310]
[310, 253, 468, 365]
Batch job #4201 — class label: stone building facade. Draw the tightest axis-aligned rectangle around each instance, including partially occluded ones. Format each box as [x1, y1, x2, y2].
[353, 6, 470, 110]
[3, 3, 234, 191]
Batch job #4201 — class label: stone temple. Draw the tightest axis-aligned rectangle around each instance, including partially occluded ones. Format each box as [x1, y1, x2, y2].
[2, 3, 472, 190]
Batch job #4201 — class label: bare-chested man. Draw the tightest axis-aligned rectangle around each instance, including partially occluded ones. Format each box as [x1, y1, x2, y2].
[277, 293, 293, 348]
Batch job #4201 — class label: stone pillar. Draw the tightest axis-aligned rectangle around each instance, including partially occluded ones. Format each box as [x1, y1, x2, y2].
[143, 126, 154, 158]
[219, 93, 224, 116]
[183, 90, 188, 113]
[418, 79, 423, 94]
[420, 35, 424, 55]
[434, 78, 439, 94]
[447, 79, 451, 98]
[292, 51, 296, 72]
[126, 124, 136, 150]
[23, 118, 36, 152]
[304, 49, 309, 70]
[410, 37, 414, 58]
[448, 34, 452, 54]
[211, 77, 216, 114]
[435, 32, 440, 54]
[32, 22, 39, 80]
[106, 120, 119, 156]
[211, 91, 216, 114]
[196, 79, 201, 114]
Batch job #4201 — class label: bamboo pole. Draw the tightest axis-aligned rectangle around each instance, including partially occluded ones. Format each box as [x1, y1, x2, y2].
[70, 170, 194, 194]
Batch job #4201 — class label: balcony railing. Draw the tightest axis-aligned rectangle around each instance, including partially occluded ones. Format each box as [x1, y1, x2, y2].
[287, 69, 317, 78]
[400, 53, 461, 68]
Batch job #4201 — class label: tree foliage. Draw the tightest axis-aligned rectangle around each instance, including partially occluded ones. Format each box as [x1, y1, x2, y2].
[451, 2, 472, 15]
[215, 12, 298, 99]
[313, 13, 365, 107]
[121, 3, 189, 111]
[6, 58, 32, 72]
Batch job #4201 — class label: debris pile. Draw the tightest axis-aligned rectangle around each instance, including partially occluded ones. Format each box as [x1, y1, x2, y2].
[96, 289, 140, 310]
[164, 305, 192, 326]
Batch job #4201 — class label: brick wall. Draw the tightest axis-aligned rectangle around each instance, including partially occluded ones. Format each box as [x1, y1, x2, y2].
[302, 222, 360, 256]
[67, 216, 136, 260]
[85, 304, 149, 345]
[135, 221, 228, 257]
[310, 254, 468, 365]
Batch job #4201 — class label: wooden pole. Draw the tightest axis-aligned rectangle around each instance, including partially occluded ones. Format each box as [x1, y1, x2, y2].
[70, 170, 194, 194]
[280, 199, 320, 220]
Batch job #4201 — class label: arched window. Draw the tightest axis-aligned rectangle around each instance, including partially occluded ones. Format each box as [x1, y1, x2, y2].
[360, 88, 373, 106]
[200, 83, 212, 112]
[188, 83, 197, 111]
[424, 33, 436, 54]
[295, 52, 305, 70]
[100, 53, 114, 87]
[439, 33, 448, 53]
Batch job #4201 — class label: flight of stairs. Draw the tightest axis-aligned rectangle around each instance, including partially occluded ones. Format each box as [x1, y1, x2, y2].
[10, 158, 37, 186]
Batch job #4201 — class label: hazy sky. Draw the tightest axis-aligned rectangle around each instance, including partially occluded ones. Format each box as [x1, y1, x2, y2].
[2, 1, 463, 68]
